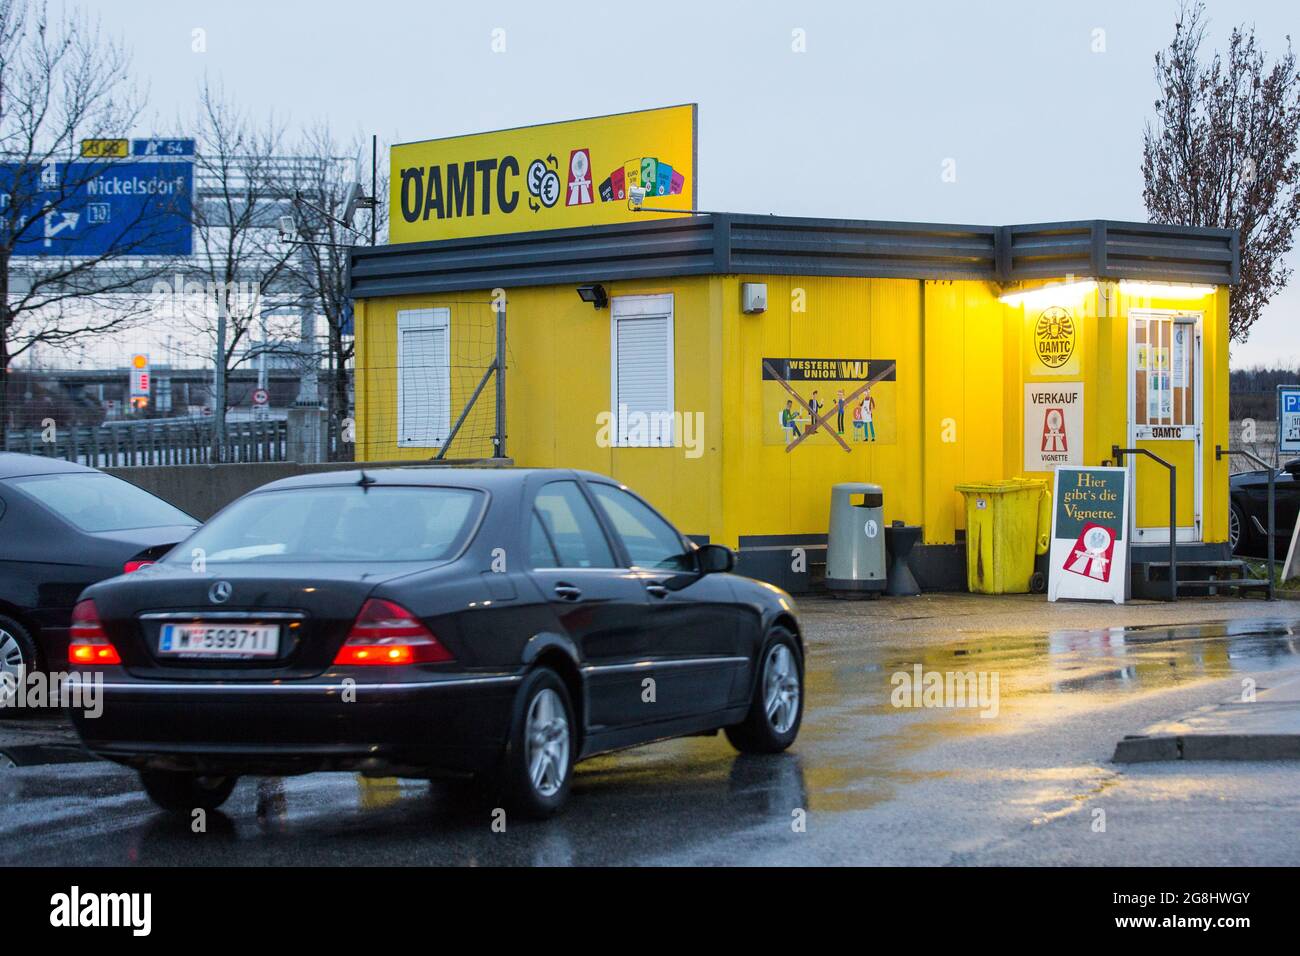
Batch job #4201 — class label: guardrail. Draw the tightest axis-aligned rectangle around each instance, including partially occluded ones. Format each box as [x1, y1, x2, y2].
[3, 418, 288, 467]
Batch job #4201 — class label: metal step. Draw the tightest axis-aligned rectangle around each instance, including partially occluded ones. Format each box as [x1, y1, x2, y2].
[1140, 559, 1249, 581]
[1134, 558, 1271, 598]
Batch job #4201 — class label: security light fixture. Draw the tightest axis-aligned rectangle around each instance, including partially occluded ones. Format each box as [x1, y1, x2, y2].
[576, 283, 608, 309]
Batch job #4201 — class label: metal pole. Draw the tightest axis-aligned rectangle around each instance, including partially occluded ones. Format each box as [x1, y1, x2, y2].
[371, 134, 378, 248]
[213, 291, 227, 461]
[495, 300, 506, 459]
[436, 363, 494, 461]
[1267, 467, 1276, 600]
[1168, 467, 1177, 603]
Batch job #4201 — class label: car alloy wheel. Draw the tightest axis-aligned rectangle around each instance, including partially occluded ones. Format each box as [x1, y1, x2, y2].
[1228, 506, 1241, 552]
[0, 628, 28, 706]
[525, 687, 570, 798]
[763, 643, 801, 734]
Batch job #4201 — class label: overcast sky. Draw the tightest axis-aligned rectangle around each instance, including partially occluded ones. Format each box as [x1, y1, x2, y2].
[82, 0, 1299, 368]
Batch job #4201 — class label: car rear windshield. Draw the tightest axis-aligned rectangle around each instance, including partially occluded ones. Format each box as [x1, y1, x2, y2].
[10, 472, 197, 533]
[167, 485, 483, 564]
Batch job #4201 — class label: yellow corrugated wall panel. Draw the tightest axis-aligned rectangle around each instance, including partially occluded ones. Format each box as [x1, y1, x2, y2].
[352, 278, 721, 538]
[718, 275, 923, 548]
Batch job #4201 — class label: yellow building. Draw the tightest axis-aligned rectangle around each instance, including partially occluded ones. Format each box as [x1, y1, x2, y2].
[346, 213, 1237, 594]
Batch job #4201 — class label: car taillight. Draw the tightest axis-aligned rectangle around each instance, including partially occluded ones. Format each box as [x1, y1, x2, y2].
[123, 560, 154, 573]
[333, 599, 453, 666]
[68, 599, 122, 665]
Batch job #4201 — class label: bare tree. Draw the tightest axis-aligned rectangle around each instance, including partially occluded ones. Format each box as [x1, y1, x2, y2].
[177, 79, 299, 458]
[0, 0, 175, 435]
[1143, 0, 1300, 341]
[283, 123, 386, 461]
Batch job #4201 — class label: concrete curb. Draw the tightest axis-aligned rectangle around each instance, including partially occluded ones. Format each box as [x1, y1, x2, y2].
[1113, 733, 1300, 763]
[1113, 671, 1300, 763]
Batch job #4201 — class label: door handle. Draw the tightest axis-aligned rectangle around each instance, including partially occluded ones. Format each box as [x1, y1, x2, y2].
[645, 583, 669, 598]
[553, 583, 583, 601]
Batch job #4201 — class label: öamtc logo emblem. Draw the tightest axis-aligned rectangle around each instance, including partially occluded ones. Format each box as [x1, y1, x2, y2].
[1033, 306, 1077, 369]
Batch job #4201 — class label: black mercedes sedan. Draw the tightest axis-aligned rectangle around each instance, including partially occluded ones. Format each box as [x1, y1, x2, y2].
[69, 468, 804, 818]
[0, 453, 198, 680]
[1229, 458, 1300, 558]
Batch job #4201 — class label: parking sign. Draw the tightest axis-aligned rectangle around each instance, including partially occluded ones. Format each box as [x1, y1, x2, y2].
[1279, 386, 1300, 455]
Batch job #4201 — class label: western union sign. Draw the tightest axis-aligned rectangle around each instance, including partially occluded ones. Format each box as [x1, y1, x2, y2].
[389, 104, 697, 243]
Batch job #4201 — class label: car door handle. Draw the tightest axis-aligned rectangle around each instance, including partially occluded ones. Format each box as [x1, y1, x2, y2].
[553, 583, 583, 601]
[645, 583, 669, 598]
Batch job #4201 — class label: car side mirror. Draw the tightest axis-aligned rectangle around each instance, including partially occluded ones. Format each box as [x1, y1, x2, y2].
[696, 543, 735, 574]
[1285, 459, 1300, 478]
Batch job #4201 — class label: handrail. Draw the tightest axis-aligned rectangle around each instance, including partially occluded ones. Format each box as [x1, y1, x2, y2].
[1217, 446, 1276, 601]
[1112, 445, 1177, 602]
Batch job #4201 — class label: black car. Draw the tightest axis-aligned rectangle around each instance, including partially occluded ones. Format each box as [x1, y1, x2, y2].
[69, 468, 804, 818]
[1229, 458, 1300, 557]
[0, 453, 198, 681]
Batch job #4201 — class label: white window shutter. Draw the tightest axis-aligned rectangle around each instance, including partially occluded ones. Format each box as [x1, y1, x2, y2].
[611, 295, 674, 447]
[397, 309, 451, 447]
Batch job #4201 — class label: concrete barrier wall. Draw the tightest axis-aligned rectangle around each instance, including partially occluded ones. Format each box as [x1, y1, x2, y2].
[105, 458, 513, 521]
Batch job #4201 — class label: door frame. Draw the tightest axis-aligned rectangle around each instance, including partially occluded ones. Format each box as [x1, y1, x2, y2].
[1126, 308, 1204, 544]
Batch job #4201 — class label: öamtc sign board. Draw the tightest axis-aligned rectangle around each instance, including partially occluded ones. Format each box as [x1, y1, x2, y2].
[1048, 466, 1129, 604]
[390, 104, 697, 242]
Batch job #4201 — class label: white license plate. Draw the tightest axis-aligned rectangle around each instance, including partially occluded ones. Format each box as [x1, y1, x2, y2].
[158, 623, 280, 659]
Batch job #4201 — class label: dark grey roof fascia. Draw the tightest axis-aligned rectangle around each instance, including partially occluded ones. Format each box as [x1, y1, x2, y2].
[347, 214, 1240, 299]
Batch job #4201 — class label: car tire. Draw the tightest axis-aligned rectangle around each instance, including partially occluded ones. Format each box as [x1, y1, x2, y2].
[1229, 503, 1246, 555]
[490, 668, 575, 819]
[725, 627, 803, 754]
[0, 615, 39, 714]
[139, 769, 238, 814]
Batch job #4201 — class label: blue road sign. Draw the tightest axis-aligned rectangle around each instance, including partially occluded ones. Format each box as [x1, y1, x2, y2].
[1279, 385, 1300, 455]
[2, 160, 193, 257]
[132, 138, 196, 157]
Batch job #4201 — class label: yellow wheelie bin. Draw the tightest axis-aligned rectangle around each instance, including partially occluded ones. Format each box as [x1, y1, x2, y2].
[955, 479, 1050, 594]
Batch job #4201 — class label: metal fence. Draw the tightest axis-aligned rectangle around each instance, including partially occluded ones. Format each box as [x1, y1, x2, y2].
[3, 417, 288, 467]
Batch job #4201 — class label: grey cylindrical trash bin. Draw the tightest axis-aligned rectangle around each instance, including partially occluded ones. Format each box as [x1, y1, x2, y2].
[825, 482, 887, 598]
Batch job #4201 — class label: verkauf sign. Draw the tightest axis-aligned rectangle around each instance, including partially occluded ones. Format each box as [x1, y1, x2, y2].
[1048, 466, 1129, 604]
[389, 104, 697, 243]
[1024, 382, 1083, 471]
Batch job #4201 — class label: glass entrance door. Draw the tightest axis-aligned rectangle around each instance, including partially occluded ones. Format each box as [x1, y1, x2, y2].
[1130, 311, 1202, 543]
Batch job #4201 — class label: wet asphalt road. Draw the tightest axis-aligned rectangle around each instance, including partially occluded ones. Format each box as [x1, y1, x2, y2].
[3, 599, 1300, 866]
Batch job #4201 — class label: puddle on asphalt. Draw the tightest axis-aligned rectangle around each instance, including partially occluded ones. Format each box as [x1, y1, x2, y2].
[7, 618, 1299, 850]
[795, 617, 1300, 812]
